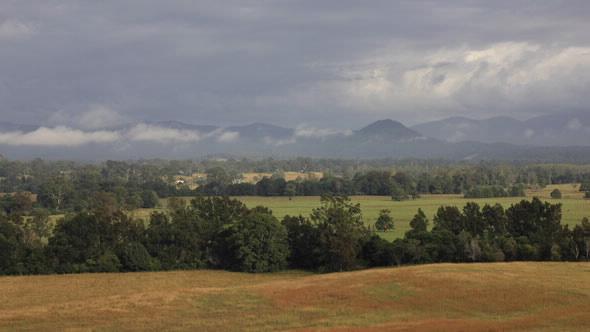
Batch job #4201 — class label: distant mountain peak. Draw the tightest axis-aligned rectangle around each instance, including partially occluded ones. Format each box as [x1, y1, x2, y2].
[411, 111, 590, 146]
[356, 119, 422, 141]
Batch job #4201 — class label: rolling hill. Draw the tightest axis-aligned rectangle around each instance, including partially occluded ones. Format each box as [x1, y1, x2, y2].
[1, 263, 588, 331]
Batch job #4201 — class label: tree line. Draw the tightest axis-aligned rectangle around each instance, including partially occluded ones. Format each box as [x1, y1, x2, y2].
[1, 195, 589, 275]
[1, 159, 590, 216]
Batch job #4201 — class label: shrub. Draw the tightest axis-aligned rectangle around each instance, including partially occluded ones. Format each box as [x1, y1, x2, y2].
[550, 189, 562, 199]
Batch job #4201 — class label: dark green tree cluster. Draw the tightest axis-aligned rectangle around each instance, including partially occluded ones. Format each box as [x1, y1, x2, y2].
[1, 195, 589, 276]
[0, 195, 372, 275]
[282, 196, 369, 272]
[1, 196, 292, 274]
[366, 198, 590, 267]
[464, 184, 526, 198]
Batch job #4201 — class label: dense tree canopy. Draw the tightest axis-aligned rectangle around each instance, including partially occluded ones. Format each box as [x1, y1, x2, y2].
[0, 157, 590, 276]
[0, 195, 588, 276]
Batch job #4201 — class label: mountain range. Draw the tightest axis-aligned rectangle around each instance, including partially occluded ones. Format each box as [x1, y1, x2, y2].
[0, 111, 589, 161]
[412, 111, 590, 146]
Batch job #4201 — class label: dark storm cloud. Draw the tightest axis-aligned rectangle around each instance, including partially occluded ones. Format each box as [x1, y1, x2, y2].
[1, 0, 589, 130]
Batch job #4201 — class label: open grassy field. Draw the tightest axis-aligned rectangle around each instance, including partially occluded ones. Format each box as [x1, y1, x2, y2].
[236, 184, 590, 241]
[130, 184, 590, 241]
[1, 262, 589, 331]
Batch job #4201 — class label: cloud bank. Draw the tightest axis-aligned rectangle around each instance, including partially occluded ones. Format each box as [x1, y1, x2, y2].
[126, 123, 203, 143]
[0, 127, 120, 147]
[0, 19, 35, 40]
[1, 1, 589, 128]
[294, 125, 352, 138]
[0, 122, 349, 147]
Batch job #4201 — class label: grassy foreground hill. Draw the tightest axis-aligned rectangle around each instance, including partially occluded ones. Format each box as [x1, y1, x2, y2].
[1, 263, 589, 331]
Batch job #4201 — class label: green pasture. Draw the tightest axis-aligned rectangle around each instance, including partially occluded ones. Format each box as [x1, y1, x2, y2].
[133, 183, 589, 241]
[236, 193, 590, 241]
[48, 184, 588, 241]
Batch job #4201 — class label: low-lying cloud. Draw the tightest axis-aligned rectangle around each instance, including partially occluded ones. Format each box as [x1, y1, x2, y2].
[216, 131, 239, 143]
[126, 123, 203, 143]
[294, 125, 352, 138]
[49, 105, 128, 130]
[0, 126, 120, 147]
[0, 19, 35, 40]
[0, 122, 253, 147]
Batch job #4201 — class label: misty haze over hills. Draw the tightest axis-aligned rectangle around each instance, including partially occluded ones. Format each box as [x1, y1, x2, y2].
[412, 111, 590, 146]
[1, 110, 590, 161]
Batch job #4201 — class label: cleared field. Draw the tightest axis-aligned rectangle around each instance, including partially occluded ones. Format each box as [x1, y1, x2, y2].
[135, 184, 590, 241]
[237, 183, 590, 241]
[168, 171, 325, 187]
[99, 184, 590, 240]
[283, 171, 323, 181]
[241, 172, 273, 183]
[241, 171, 323, 183]
[1, 262, 589, 331]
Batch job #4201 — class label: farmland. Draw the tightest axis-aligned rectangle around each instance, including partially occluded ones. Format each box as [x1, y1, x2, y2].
[239, 186, 590, 241]
[1, 262, 588, 331]
[130, 184, 590, 241]
[168, 171, 325, 189]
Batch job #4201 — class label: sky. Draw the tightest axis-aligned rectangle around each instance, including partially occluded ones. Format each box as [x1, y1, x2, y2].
[1, 0, 590, 132]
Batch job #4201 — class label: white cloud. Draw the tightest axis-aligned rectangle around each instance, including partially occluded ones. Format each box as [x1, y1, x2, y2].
[216, 131, 239, 142]
[294, 125, 352, 138]
[126, 123, 202, 143]
[77, 105, 126, 129]
[0, 19, 35, 40]
[0, 122, 242, 146]
[269, 42, 590, 123]
[566, 118, 583, 131]
[0, 126, 120, 146]
[49, 104, 127, 130]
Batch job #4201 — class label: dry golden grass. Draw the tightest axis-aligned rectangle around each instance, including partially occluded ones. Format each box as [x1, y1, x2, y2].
[240, 172, 324, 183]
[241, 172, 273, 183]
[527, 183, 585, 199]
[1, 262, 589, 331]
[167, 171, 325, 186]
[283, 171, 324, 182]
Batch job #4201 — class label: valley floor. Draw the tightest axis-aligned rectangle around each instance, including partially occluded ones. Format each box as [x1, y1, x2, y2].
[1, 262, 589, 331]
